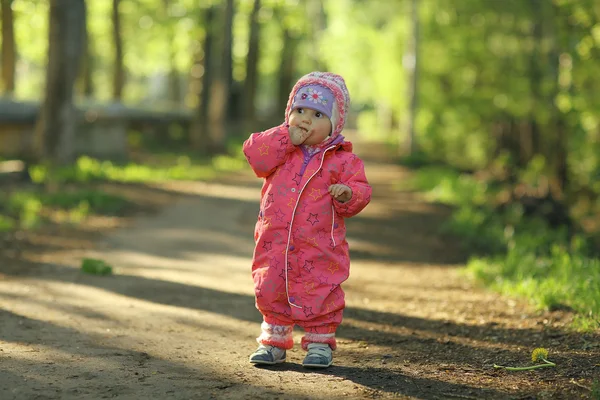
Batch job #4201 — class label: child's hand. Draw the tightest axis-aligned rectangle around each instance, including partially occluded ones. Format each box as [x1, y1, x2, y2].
[328, 184, 352, 203]
[289, 125, 311, 145]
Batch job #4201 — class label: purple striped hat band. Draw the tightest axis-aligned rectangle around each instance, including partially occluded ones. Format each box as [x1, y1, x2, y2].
[291, 85, 335, 120]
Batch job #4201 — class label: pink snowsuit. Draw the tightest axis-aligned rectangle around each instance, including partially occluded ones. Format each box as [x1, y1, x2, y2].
[243, 73, 371, 350]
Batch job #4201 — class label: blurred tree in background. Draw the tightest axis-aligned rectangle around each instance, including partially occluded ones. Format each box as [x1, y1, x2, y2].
[0, 0, 599, 228]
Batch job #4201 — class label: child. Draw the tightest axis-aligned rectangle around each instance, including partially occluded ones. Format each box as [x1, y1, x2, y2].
[242, 71, 371, 368]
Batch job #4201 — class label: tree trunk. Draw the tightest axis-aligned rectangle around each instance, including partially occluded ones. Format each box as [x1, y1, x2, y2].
[206, 0, 234, 154]
[276, 25, 298, 120]
[112, 0, 124, 101]
[190, 6, 215, 153]
[34, 0, 86, 165]
[307, 0, 326, 71]
[242, 0, 261, 125]
[1, 0, 16, 95]
[80, 2, 94, 97]
[403, 0, 420, 155]
[163, 0, 180, 106]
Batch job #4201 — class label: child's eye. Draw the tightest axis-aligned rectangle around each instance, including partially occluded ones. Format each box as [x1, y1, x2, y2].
[296, 108, 304, 113]
[315, 112, 322, 118]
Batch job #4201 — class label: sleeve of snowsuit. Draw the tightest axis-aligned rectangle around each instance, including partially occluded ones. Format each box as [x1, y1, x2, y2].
[333, 155, 372, 218]
[242, 124, 296, 178]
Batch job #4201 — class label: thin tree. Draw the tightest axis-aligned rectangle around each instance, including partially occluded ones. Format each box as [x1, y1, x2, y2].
[190, 5, 215, 153]
[206, 0, 234, 153]
[34, 0, 86, 165]
[112, 0, 124, 101]
[403, 0, 420, 156]
[242, 0, 261, 125]
[1, 0, 16, 95]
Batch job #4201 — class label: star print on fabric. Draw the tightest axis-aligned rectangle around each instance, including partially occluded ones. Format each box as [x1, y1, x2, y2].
[259, 143, 269, 156]
[293, 227, 304, 238]
[263, 279, 276, 293]
[299, 201, 308, 213]
[302, 260, 315, 273]
[326, 301, 336, 312]
[304, 281, 315, 294]
[266, 193, 275, 205]
[287, 197, 295, 208]
[309, 188, 322, 200]
[285, 222, 291, 231]
[278, 269, 286, 281]
[276, 148, 287, 160]
[276, 183, 288, 196]
[292, 173, 302, 186]
[306, 237, 319, 247]
[317, 229, 327, 239]
[329, 238, 335, 248]
[327, 262, 339, 274]
[278, 135, 289, 146]
[255, 160, 268, 171]
[330, 283, 339, 292]
[275, 291, 287, 301]
[262, 216, 272, 228]
[282, 308, 291, 317]
[262, 241, 272, 251]
[255, 287, 263, 298]
[270, 256, 280, 269]
[274, 208, 285, 222]
[341, 161, 348, 172]
[307, 213, 320, 226]
[317, 274, 329, 285]
[303, 306, 314, 318]
[282, 161, 295, 173]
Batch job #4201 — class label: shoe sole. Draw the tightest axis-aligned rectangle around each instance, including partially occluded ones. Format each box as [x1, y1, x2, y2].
[249, 358, 286, 366]
[302, 361, 333, 369]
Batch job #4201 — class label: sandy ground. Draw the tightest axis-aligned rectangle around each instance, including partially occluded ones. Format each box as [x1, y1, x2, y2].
[1, 146, 599, 400]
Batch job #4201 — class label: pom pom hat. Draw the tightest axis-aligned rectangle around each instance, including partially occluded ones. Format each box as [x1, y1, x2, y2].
[285, 72, 351, 138]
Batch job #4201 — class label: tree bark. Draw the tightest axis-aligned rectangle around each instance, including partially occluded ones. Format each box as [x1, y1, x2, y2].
[1, 0, 16, 95]
[112, 0, 124, 101]
[80, 2, 94, 97]
[276, 25, 298, 120]
[190, 6, 215, 153]
[242, 0, 261, 124]
[403, 0, 420, 155]
[34, 0, 86, 165]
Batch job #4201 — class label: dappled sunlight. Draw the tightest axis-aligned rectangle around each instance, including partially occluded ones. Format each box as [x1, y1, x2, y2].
[148, 180, 261, 203]
[97, 250, 256, 296]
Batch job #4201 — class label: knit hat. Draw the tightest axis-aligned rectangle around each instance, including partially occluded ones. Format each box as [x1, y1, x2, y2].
[285, 71, 350, 137]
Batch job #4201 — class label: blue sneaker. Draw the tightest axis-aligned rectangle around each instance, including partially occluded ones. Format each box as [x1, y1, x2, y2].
[249, 344, 286, 365]
[302, 343, 333, 368]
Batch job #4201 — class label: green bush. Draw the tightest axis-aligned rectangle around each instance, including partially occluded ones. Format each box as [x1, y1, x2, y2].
[412, 165, 600, 331]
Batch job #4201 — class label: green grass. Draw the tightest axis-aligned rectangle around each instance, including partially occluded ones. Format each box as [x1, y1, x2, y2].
[408, 165, 600, 331]
[29, 154, 245, 185]
[0, 152, 246, 233]
[1, 188, 132, 230]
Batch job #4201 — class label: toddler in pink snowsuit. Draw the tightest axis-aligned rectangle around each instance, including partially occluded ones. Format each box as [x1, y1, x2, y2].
[243, 72, 371, 368]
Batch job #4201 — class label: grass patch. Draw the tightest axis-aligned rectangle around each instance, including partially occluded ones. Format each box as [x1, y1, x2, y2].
[29, 154, 245, 185]
[1, 188, 132, 230]
[410, 165, 600, 331]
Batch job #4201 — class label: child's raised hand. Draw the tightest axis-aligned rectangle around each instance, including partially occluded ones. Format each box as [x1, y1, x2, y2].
[328, 184, 352, 203]
[289, 125, 311, 145]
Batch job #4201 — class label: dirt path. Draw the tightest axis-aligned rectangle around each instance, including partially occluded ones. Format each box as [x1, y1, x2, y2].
[1, 150, 598, 400]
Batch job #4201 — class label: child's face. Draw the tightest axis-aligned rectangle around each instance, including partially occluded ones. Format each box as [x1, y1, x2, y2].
[288, 107, 332, 145]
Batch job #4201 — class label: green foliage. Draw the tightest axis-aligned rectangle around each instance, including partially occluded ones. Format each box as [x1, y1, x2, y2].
[29, 155, 244, 185]
[81, 258, 113, 276]
[1, 188, 131, 229]
[592, 379, 600, 400]
[413, 166, 600, 330]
